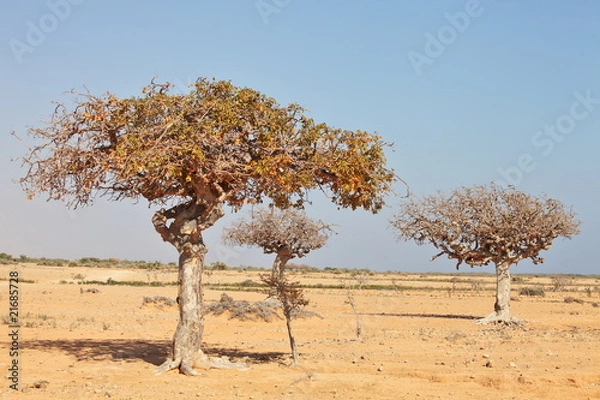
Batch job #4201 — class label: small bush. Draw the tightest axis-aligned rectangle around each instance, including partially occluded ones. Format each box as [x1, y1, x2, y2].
[551, 275, 573, 292]
[142, 296, 176, 307]
[204, 293, 280, 322]
[564, 296, 585, 304]
[0, 253, 16, 265]
[82, 279, 176, 287]
[210, 261, 229, 271]
[80, 287, 100, 294]
[239, 279, 263, 288]
[519, 286, 545, 297]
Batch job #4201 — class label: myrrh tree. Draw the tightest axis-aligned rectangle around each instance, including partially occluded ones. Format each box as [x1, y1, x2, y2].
[391, 183, 580, 324]
[223, 207, 333, 365]
[17, 78, 396, 375]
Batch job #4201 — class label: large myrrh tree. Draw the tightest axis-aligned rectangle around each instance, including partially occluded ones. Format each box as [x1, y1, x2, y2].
[17, 78, 397, 375]
[223, 207, 333, 365]
[391, 183, 580, 324]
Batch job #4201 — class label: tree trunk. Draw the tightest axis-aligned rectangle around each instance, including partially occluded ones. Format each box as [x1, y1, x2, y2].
[153, 199, 247, 375]
[161, 246, 205, 375]
[269, 252, 290, 298]
[271, 252, 290, 282]
[478, 261, 516, 324]
[271, 250, 300, 365]
[285, 310, 299, 365]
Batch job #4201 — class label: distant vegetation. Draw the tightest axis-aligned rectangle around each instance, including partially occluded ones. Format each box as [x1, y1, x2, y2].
[0, 252, 176, 269]
[2, 252, 598, 295]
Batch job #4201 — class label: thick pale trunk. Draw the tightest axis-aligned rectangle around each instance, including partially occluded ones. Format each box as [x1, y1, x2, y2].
[153, 200, 247, 375]
[155, 243, 207, 375]
[493, 261, 511, 318]
[171, 247, 205, 374]
[478, 261, 516, 324]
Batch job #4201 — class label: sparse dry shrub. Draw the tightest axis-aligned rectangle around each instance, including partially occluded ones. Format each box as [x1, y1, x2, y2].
[291, 308, 322, 319]
[23, 313, 57, 329]
[286, 263, 317, 273]
[72, 273, 86, 281]
[564, 296, 584, 304]
[345, 292, 362, 340]
[142, 296, 176, 307]
[204, 293, 280, 322]
[390, 278, 404, 294]
[80, 287, 100, 294]
[444, 330, 469, 343]
[519, 286, 545, 297]
[210, 261, 229, 271]
[260, 275, 309, 317]
[469, 279, 483, 294]
[551, 275, 573, 292]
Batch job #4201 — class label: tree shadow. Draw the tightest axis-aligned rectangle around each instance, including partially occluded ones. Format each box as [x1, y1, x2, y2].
[21, 339, 287, 366]
[366, 312, 480, 320]
[22, 339, 170, 366]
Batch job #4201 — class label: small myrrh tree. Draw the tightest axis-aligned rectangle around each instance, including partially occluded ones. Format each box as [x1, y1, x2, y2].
[391, 183, 580, 324]
[223, 207, 333, 365]
[17, 78, 396, 375]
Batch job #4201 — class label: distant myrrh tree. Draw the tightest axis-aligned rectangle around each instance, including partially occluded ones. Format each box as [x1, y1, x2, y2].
[391, 183, 580, 324]
[17, 78, 397, 375]
[223, 207, 333, 365]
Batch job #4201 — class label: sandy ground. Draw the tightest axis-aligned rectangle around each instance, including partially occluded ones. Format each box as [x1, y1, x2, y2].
[1, 264, 599, 400]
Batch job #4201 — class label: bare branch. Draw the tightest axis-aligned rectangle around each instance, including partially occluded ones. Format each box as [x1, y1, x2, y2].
[391, 183, 581, 269]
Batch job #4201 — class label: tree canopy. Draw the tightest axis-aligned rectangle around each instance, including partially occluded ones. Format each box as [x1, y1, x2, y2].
[223, 207, 334, 259]
[391, 183, 580, 269]
[19, 78, 397, 212]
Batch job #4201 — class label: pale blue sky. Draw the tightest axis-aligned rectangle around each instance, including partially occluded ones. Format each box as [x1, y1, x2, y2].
[1, 1, 598, 274]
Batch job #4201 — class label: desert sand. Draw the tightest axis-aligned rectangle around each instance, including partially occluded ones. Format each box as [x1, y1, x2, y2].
[1, 263, 599, 399]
